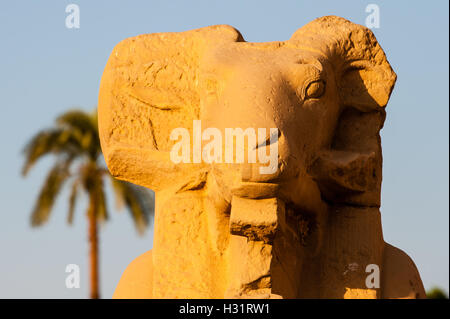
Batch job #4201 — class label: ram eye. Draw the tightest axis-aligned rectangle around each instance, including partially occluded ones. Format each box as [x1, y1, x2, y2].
[305, 80, 326, 99]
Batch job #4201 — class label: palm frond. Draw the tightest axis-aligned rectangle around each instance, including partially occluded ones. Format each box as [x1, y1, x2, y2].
[111, 177, 125, 211]
[110, 178, 154, 235]
[57, 109, 98, 135]
[30, 158, 72, 227]
[22, 128, 82, 176]
[57, 109, 100, 160]
[67, 180, 79, 225]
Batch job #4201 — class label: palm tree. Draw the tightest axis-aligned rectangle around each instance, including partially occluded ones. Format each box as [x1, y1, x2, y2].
[22, 109, 154, 299]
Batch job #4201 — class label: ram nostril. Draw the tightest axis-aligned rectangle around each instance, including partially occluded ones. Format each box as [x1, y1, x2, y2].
[254, 128, 281, 150]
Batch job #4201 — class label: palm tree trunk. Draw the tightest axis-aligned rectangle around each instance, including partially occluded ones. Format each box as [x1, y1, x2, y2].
[88, 197, 100, 299]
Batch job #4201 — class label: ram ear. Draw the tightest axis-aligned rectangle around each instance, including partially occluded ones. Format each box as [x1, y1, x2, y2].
[98, 25, 243, 191]
[339, 60, 396, 112]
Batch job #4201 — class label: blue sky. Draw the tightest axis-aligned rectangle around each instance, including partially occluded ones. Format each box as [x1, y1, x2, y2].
[0, 0, 448, 298]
